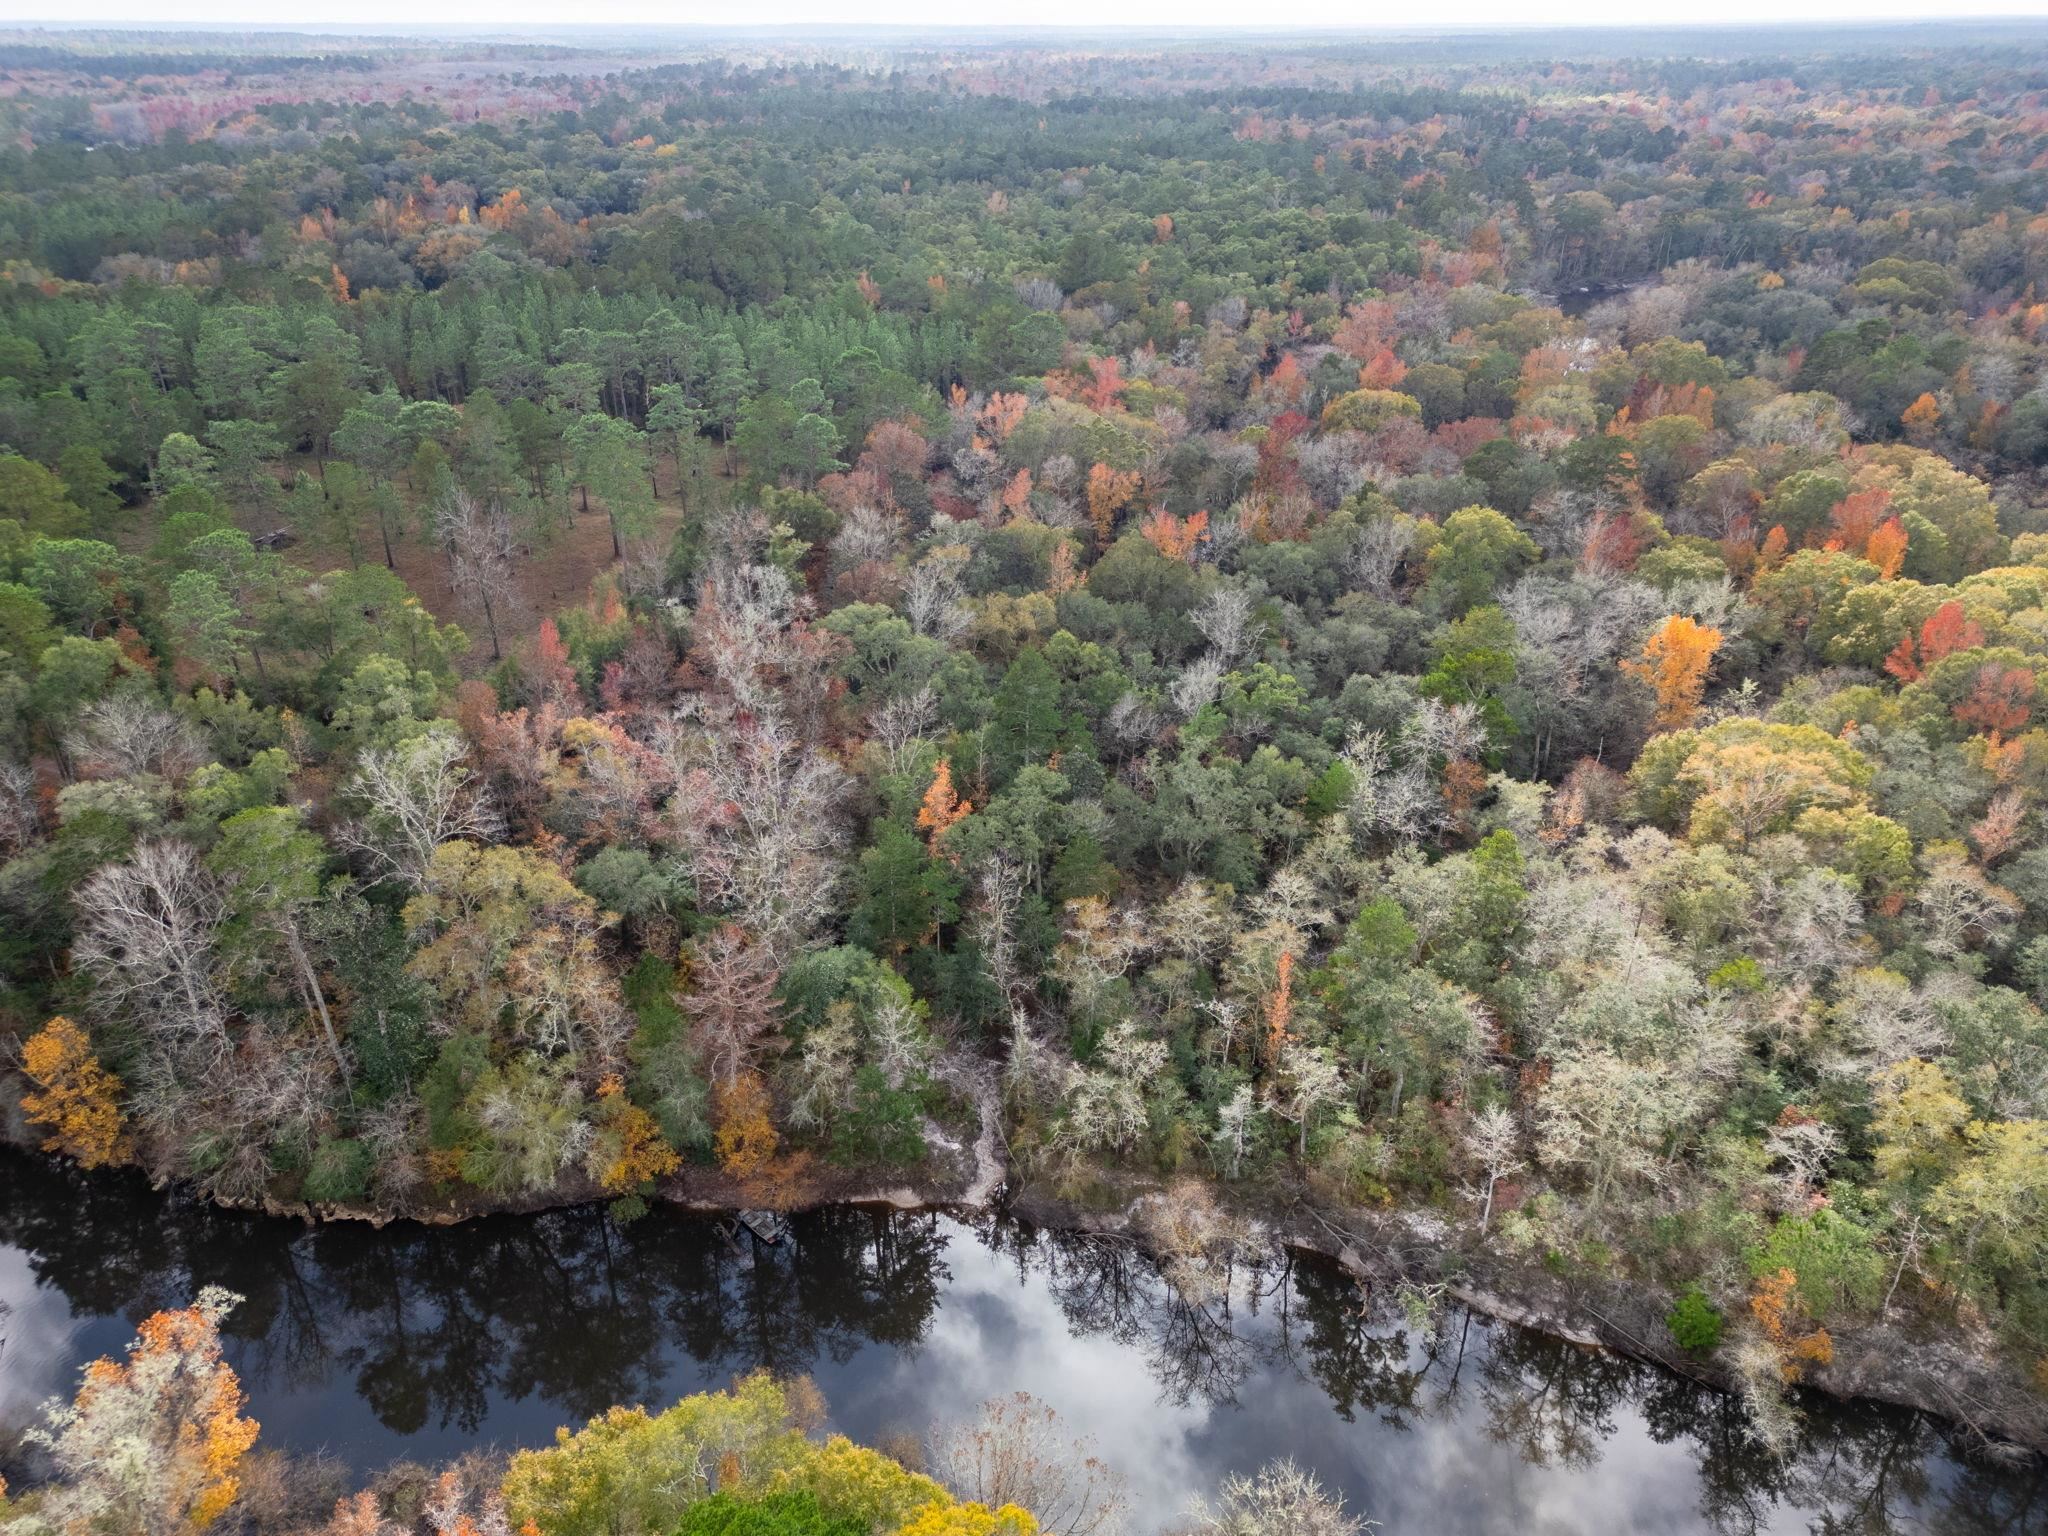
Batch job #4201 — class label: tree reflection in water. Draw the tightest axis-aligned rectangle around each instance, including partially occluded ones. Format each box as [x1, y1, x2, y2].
[2, 1151, 2040, 1535]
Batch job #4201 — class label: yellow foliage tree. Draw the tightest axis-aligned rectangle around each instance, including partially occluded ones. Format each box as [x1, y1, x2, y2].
[713, 1073, 780, 1184]
[1624, 614, 1724, 730]
[1872, 1059, 1971, 1188]
[896, 1502, 1040, 1536]
[20, 1016, 129, 1168]
[589, 1074, 681, 1194]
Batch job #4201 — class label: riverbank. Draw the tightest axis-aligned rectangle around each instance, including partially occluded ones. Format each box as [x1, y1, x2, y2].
[1004, 1178, 2048, 1460]
[5, 1080, 2044, 1458]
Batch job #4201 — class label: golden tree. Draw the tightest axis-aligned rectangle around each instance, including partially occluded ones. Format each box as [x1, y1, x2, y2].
[589, 1074, 681, 1194]
[1624, 614, 1724, 730]
[20, 1016, 129, 1168]
[713, 1073, 780, 1184]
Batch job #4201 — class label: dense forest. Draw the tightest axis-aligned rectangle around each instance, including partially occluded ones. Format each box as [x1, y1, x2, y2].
[3, 24, 2048, 1527]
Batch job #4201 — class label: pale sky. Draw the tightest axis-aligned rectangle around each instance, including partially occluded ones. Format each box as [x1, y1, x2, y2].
[4, 2, 2047, 32]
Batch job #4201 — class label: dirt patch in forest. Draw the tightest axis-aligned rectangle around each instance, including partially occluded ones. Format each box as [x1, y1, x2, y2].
[117, 451, 700, 674]
[232, 470, 693, 671]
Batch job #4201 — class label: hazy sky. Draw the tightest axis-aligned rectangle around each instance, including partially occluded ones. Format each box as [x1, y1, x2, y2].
[6, 2, 2048, 31]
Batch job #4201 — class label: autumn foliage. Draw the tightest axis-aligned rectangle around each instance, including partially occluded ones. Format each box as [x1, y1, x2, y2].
[20, 1015, 129, 1168]
[1263, 951, 1294, 1061]
[1883, 599, 1984, 682]
[1140, 508, 1209, 562]
[1750, 1267, 1835, 1381]
[591, 1074, 680, 1194]
[1624, 614, 1724, 729]
[50, 1288, 260, 1533]
[1954, 663, 2036, 739]
[1083, 462, 1140, 547]
[713, 1073, 781, 1185]
[916, 756, 973, 851]
[1865, 516, 1908, 579]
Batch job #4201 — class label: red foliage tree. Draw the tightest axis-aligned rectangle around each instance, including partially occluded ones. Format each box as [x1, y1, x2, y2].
[1955, 664, 2036, 739]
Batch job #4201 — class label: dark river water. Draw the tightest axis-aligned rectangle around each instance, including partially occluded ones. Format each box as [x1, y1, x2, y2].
[1, 1150, 2041, 1534]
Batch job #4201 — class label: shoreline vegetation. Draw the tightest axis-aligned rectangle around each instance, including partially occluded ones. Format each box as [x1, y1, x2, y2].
[2, 22, 2048, 1508]
[6, 1119, 2043, 1459]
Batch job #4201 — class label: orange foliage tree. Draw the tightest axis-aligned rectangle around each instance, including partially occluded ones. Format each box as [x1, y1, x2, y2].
[1865, 516, 1908, 579]
[1750, 1267, 1835, 1381]
[1084, 463, 1140, 547]
[1824, 487, 1892, 553]
[1263, 951, 1294, 1062]
[1357, 345, 1408, 390]
[1902, 391, 1941, 440]
[1140, 508, 1209, 562]
[1624, 615, 1724, 730]
[27, 1287, 260, 1534]
[1080, 356, 1126, 412]
[999, 468, 1034, 518]
[979, 392, 1029, 444]
[916, 756, 973, 851]
[20, 1016, 129, 1168]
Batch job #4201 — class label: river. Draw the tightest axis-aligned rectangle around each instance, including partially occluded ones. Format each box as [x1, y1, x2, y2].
[0, 1151, 2040, 1534]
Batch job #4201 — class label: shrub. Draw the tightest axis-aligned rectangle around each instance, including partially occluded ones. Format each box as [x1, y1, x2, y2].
[677, 1491, 864, 1536]
[1667, 1285, 1725, 1354]
[1746, 1208, 1887, 1320]
[304, 1137, 375, 1203]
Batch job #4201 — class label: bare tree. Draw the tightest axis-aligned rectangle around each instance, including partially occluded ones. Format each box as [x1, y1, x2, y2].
[1191, 584, 1261, 668]
[928, 1393, 1129, 1536]
[1188, 1459, 1371, 1536]
[73, 839, 230, 1065]
[436, 486, 519, 661]
[1135, 1178, 1260, 1306]
[1263, 1041, 1346, 1158]
[1342, 515, 1412, 600]
[0, 758, 42, 853]
[681, 922, 783, 1086]
[870, 685, 939, 779]
[1764, 1117, 1841, 1213]
[1463, 1104, 1523, 1234]
[1105, 690, 1162, 751]
[338, 726, 504, 888]
[831, 503, 901, 574]
[972, 853, 1029, 1008]
[1170, 654, 1226, 720]
[662, 706, 849, 959]
[1211, 1083, 1260, 1177]
[65, 694, 207, 783]
[903, 550, 973, 642]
